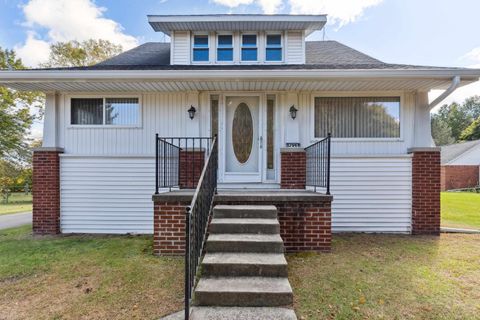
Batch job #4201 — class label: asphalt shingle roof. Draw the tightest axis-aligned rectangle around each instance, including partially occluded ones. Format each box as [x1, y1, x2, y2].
[441, 140, 480, 164]
[35, 40, 466, 71]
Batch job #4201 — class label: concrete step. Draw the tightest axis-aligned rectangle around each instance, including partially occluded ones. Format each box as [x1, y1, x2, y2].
[209, 218, 280, 234]
[191, 307, 297, 320]
[206, 233, 284, 253]
[202, 253, 288, 277]
[214, 205, 277, 219]
[194, 277, 293, 307]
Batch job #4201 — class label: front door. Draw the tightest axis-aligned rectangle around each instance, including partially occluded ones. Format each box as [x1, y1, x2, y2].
[223, 96, 262, 182]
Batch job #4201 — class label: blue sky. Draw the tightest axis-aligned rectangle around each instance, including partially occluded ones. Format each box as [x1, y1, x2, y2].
[1, 0, 480, 137]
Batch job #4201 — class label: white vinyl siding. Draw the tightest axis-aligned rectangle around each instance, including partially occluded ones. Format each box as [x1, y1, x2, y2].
[330, 156, 412, 233]
[285, 31, 304, 64]
[172, 31, 190, 64]
[60, 156, 154, 234]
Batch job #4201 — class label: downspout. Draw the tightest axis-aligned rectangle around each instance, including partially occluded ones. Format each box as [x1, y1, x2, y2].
[428, 75, 461, 110]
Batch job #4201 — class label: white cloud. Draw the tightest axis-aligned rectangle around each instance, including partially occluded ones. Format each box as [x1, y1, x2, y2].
[289, 0, 383, 27]
[463, 47, 480, 64]
[212, 0, 282, 13]
[15, 31, 51, 67]
[15, 0, 138, 67]
[430, 81, 480, 113]
[258, 0, 283, 13]
[212, 0, 254, 7]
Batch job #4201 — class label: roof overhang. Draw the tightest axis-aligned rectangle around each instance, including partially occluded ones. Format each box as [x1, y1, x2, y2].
[147, 14, 327, 36]
[0, 69, 479, 92]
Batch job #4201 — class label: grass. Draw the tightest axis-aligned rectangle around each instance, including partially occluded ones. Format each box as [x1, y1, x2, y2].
[0, 225, 183, 320]
[441, 192, 480, 229]
[289, 233, 480, 320]
[0, 192, 32, 215]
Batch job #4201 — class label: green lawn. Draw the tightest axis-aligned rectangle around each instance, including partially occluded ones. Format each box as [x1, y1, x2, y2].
[289, 233, 480, 320]
[0, 192, 32, 215]
[441, 192, 480, 229]
[0, 225, 183, 320]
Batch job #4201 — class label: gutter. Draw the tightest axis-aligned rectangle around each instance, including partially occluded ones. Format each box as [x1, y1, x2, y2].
[0, 69, 480, 82]
[428, 75, 461, 110]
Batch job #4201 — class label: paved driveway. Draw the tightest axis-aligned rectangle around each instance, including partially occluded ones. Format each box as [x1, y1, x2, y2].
[0, 212, 32, 230]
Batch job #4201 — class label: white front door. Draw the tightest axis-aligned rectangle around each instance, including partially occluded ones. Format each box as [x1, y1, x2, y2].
[223, 96, 262, 182]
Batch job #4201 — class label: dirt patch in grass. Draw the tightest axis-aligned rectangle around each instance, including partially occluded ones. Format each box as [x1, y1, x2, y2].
[0, 225, 183, 320]
[288, 234, 480, 320]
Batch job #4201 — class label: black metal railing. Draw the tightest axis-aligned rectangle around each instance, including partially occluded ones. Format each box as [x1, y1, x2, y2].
[184, 136, 218, 320]
[305, 133, 331, 195]
[155, 136, 215, 193]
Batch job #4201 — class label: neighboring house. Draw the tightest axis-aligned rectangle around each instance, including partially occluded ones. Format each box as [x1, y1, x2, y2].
[1, 14, 480, 243]
[441, 140, 480, 191]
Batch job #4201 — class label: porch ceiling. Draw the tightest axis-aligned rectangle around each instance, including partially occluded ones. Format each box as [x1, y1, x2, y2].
[0, 78, 476, 93]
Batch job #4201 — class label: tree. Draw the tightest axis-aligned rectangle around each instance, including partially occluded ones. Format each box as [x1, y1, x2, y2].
[431, 115, 455, 146]
[459, 117, 480, 141]
[436, 102, 472, 141]
[0, 48, 44, 164]
[41, 39, 122, 68]
[462, 95, 480, 120]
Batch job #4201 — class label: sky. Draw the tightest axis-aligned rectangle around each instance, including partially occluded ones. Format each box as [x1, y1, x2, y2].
[1, 0, 480, 138]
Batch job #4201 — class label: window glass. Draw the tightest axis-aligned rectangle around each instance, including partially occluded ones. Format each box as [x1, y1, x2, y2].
[266, 34, 282, 61]
[105, 98, 139, 125]
[210, 95, 219, 137]
[71, 98, 103, 125]
[193, 35, 209, 62]
[314, 97, 400, 138]
[217, 35, 233, 61]
[242, 34, 257, 61]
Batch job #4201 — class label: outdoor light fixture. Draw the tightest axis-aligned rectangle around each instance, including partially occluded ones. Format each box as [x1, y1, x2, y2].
[289, 105, 298, 120]
[188, 105, 196, 120]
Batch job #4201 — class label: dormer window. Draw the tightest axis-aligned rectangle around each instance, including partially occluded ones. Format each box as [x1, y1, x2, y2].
[193, 35, 209, 62]
[266, 34, 282, 62]
[217, 35, 233, 62]
[241, 34, 257, 61]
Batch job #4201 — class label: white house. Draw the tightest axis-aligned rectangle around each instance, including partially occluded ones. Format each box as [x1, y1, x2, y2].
[1, 14, 479, 238]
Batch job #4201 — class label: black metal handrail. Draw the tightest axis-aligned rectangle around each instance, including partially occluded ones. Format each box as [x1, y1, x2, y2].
[155, 136, 215, 193]
[305, 133, 331, 194]
[184, 136, 218, 320]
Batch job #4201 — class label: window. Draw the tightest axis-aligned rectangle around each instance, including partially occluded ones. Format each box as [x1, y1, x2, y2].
[193, 35, 209, 62]
[71, 97, 140, 126]
[266, 95, 276, 180]
[210, 95, 219, 137]
[314, 97, 400, 138]
[217, 35, 233, 62]
[266, 34, 282, 61]
[241, 34, 257, 61]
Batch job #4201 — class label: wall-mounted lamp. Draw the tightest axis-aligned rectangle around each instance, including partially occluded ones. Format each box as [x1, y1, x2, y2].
[289, 105, 298, 120]
[188, 105, 196, 120]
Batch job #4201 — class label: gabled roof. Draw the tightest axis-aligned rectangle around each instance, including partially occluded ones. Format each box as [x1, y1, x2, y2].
[441, 140, 480, 164]
[147, 14, 327, 36]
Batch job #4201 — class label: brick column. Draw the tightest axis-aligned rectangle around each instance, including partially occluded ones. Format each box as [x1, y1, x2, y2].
[32, 147, 63, 235]
[409, 148, 441, 235]
[152, 193, 192, 255]
[179, 150, 205, 189]
[280, 148, 306, 189]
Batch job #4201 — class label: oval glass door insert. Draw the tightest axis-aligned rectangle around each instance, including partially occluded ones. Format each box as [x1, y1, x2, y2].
[232, 102, 253, 164]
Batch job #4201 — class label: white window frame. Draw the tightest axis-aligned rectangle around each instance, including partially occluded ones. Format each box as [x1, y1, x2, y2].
[191, 32, 210, 64]
[310, 92, 404, 142]
[216, 32, 234, 63]
[67, 94, 142, 128]
[265, 32, 283, 63]
[241, 33, 258, 63]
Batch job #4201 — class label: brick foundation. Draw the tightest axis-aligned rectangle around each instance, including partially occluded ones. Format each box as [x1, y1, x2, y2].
[281, 149, 306, 189]
[409, 148, 441, 235]
[441, 165, 479, 191]
[153, 200, 189, 255]
[32, 148, 63, 235]
[152, 192, 332, 255]
[179, 150, 205, 189]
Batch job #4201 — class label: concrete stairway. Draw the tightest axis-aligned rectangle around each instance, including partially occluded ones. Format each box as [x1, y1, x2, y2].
[192, 205, 297, 320]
